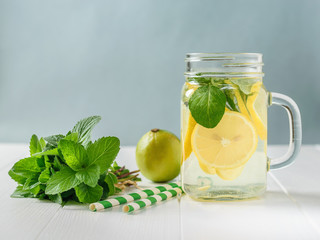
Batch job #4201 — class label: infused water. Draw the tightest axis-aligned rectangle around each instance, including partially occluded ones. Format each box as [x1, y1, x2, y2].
[180, 77, 269, 200]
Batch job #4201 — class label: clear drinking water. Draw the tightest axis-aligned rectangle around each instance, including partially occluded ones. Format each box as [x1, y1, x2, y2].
[181, 78, 268, 200]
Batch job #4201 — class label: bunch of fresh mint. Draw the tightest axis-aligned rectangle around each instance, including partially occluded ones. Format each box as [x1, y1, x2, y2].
[8, 116, 123, 204]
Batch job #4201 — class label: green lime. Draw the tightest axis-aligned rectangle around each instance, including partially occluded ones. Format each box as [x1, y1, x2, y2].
[136, 129, 181, 182]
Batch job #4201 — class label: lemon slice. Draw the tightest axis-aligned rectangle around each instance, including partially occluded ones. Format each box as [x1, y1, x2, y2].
[182, 112, 197, 163]
[198, 158, 216, 175]
[182, 107, 229, 165]
[247, 83, 267, 140]
[191, 111, 258, 169]
[216, 165, 244, 181]
[186, 82, 199, 91]
[233, 87, 251, 119]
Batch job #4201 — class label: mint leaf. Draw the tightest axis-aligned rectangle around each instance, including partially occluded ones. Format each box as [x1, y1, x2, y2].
[75, 183, 103, 203]
[8, 171, 27, 185]
[19, 157, 41, 173]
[187, 77, 211, 84]
[109, 171, 118, 183]
[59, 140, 89, 171]
[53, 156, 63, 171]
[61, 189, 74, 199]
[35, 155, 51, 170]
[8, 157, 42, 184]
[36, 157, 45, 168]
[23, 175, 40, 190]
[45, 166, 81, 195]
[30, 185, 41, 196]
[223, 88, 239, 112]
[72, 116, 101, 146]
[32, 148, 59, 157]
[38, 168, 51, 183]
[11, 186, 34, 198]
[48, 194, 63, 204]
[231, 78, 258, 95]
[44, 134, 65, 149]
[105, 172, 117, 196]
[44, 156, 52, 168]
[86, 141, 93, 148]
[22, 175, 41, 196]
[189, 85, 226, 128]
[75, 164, 100, 187]
[98, 174, 109, 199]
[87, 137, 120, 174]
[40, 138, 46, 149]
[64, 132, 78, 142]
[30, 135, 43, 155]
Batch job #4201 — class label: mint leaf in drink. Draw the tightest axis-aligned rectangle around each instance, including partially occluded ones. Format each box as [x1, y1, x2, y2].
[187, 77, 211, 84]
[8, 157, 42, 184]
[223, 88, 240, 112]
[231, 78, 259, 95]
[59, 140, 89, 171]
[87, 137, 120, 174]
[75, 183, 103, 203]
[45, 166, 81, 195]
[75, 164, 100, 187]
[72, 116, 101, 146]
[189, 85, 226, 128]
[29, 135, 43, 155]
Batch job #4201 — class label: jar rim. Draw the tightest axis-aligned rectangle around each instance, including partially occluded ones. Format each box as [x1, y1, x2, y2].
[185, 53, 263, 62]
[185, 52, 264, 77]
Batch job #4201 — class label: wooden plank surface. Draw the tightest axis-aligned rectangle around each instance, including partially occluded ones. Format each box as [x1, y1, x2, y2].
[36, 147, 181, 240]
[270, 145, 320, 236]
[0, 144, 319, 240]
[0, 144, 62, 240]
[180, 174, 319, 240]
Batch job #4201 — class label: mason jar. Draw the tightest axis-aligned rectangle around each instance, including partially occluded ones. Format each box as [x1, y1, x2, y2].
[180, 53, 302, 201]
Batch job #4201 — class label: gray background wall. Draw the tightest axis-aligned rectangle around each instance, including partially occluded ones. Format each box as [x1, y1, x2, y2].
[0, 0, 319, 145]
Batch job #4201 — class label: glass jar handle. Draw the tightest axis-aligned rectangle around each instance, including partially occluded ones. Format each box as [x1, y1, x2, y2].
[268, 92, 302, 170]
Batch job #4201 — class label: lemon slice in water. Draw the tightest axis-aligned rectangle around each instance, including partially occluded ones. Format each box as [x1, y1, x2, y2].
[182, 112, 197, 163]
[198, 158, 217, 175]
[216, 165, 245, 181]
[191, 111, 258, 169]
[247, 83, 268, 140]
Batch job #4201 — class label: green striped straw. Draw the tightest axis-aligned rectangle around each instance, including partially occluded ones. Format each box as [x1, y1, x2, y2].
[89, 182, 180, 211]
[123, 187, 183, 213]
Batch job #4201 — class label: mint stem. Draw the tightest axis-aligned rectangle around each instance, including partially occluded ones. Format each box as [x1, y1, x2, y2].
[117, 170, 140, 179]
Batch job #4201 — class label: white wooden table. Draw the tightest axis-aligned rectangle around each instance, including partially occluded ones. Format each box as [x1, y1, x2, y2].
[0, 144, 319, 240]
